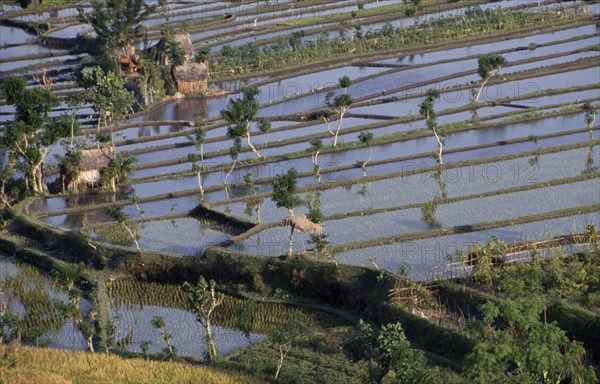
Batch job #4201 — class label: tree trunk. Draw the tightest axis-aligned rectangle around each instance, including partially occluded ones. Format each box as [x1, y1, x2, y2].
[246, 123, 262, 158]
[323, 118, 333, 136]
[87, 335, 95, 353]
[197, 171, 204, 195]
[432, 129, 444, 164]
[274, 345, 290, 380]
[363, 146, 372, 176]
[288, 224, 295, 257]
[224, 159, 237, 191]
[122, 223, 140, 252]
[475, 78, 488, 103]
[333, 110, 346, 147]
[206, 318, 217, 362]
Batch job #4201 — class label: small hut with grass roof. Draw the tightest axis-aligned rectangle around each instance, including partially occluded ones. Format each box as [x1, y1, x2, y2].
[155, 33, 195, 66]
[154, 32, 209, 95]
[63, 147, 114, 191]
[172, 62, 209, 94]
[281, 214, 324, 256]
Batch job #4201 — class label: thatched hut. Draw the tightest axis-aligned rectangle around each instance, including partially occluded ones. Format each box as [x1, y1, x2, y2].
[281, 214, 324, 257]
[282, 214, 324, 234]
[63, 147, 114, 190]
[154, 33, 195, 67]
[172, 62, 209, 94]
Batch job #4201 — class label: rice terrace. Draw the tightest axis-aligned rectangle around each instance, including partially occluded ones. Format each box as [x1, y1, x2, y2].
[0, 0, 599, 382]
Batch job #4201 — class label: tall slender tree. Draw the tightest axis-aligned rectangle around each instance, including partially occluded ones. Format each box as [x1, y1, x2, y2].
[257, 118, 271, 155]
[326, 80, 354, 147]
[105, 204, 140, 252]
[308, 138, 324, 182]
[181, 277, 224, 363]
[221, 87, 263, 158]
[474, 54, 507, 103]
[272, 168, 303, 257]
[150, 316, 176, 360]
[187, 117, 207, 196]
[419, 89, 444, 164]
[224, 137, 242, 199]
[356, 131, 374, 176]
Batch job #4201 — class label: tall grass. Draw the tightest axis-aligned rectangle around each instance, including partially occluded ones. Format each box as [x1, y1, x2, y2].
[0, 345, 265, 384]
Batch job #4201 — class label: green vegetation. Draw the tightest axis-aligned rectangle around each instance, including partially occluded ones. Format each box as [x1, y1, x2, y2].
[1, 76, 70, 194]
[181, 277, 224, 363]
[475, 54, 507, 103]
[1, 0, 599, 382]
[221, 87, 263, 159]
[78, 0, 155, 72]
[0, 345, 265, 384]
[210, 6, 580, 79]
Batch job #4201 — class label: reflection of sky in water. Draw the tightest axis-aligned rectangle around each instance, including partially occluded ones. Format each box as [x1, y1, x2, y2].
[336, 212, 600, 281]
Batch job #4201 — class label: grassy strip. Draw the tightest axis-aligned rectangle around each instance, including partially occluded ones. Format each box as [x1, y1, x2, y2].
[199, 0, 468, 49]
[330, 204, 600, 253]
[218, 15, 597, 85]
[0, 48, 72, 64]
[5, 200, 191, 269]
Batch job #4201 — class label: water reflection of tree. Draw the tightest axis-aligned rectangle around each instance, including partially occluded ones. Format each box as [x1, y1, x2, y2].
[421, 167, 446, 228]
[528, 134, 541, 167]
[356, 181, 368, 200]
[244, 196, 263, 224]
[582, 141, 598, 175]
[244, 172, 262, 223]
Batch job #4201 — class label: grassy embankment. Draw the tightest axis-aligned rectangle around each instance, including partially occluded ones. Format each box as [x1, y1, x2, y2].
[0, 345, 265, 384]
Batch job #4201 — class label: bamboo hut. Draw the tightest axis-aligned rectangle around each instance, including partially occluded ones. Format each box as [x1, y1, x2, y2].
[63, 147, 114, 190]
[172, 62, 209, 94]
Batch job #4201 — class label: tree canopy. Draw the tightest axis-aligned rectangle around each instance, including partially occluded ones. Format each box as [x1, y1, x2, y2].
[1, 76, 70, 193]
[79, 0, 155, 62]
[271, 168, 303, 214]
